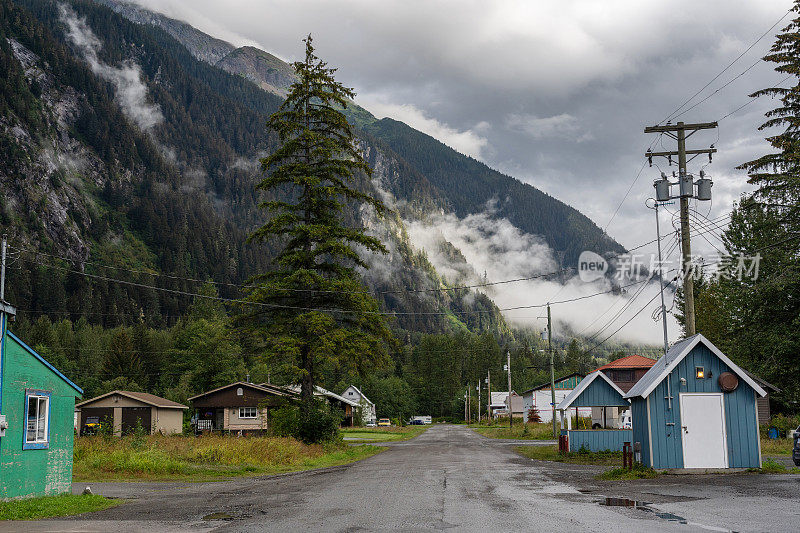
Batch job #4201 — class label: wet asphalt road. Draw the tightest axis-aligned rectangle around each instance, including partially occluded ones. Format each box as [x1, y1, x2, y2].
[4, 424, 799, 532]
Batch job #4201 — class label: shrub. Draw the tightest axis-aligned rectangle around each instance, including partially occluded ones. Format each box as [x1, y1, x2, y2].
[271, 400, 342, 444]
[763, 413, 800, 437]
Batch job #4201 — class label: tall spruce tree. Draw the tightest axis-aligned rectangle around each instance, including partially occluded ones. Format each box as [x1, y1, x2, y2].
[242, 36, 393, 416]
[738, 2, 800, 237]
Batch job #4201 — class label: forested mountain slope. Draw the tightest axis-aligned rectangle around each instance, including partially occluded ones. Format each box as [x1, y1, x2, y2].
[1, 0, 507, 334]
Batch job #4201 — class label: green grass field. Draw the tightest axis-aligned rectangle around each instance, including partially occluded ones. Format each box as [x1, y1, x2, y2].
[341, 426, 428, 442]
[761, 437, 795, 456]
[0, 494, 119, 520]
[73, 435, 383, 482]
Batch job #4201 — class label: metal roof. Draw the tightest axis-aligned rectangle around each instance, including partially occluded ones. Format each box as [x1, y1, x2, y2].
[522, 372, 585, 394]
[624, 333, 767, 399]
[595, 354, 656, 371]
[284, 385, 360, 407]
[556, 371, 627, 411]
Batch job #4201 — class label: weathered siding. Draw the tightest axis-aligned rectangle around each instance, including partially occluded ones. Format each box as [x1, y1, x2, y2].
[633, 343, 761, 469]
[567, 429, 632, 452]
[631, 397, 650, 466]
[570, 378, 628, 408]
[0, 333, 80, 499]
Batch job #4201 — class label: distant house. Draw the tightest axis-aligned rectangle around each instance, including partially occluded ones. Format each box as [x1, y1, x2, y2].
[76, 390, 187, 436]
[593, 355, 656, 429]
[489, 391, 523, 419]
[626, 334, 766, 469]
[595, 354, 657, 392]
[284, 385, 360, 426]
[1, 301, 83, 499]
[521, 373, 587, 423]
[189, 382, 295, 434]
[744, 371, 780, 425]
[341, 385, 376, 425]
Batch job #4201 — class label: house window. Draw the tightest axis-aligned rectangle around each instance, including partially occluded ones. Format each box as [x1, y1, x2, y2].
[239, 407, 257, 419]
[24, 390, 50, 450]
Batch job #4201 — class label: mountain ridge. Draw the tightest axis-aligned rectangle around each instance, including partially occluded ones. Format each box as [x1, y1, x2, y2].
[92, 0, 625, 265]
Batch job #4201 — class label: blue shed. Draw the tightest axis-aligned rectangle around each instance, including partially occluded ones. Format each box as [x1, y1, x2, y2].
[624, 334, 766, 470]
[556, 371, 632, 452]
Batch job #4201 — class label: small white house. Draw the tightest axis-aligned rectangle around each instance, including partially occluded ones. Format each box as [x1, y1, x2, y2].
[341, 385, 376, 426]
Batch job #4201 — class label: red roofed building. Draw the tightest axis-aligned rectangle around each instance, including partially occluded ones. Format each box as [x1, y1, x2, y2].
[595, 354, 657, 393]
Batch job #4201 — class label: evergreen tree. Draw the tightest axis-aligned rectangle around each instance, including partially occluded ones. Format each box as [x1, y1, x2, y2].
[738, 2, 800, 242]
[241, 36, 393, 416]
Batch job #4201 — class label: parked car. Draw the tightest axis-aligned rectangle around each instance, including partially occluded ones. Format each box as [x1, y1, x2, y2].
[365, 420, 377, 428]
[793, 426, 800, 467]
[82, 416, 103, 436]
[377, 418, 391, 427]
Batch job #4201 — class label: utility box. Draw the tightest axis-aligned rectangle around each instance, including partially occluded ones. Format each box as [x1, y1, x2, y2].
[679, 173, 694, 197]
[696, 176, 713, 201]
[654, 177, 671, 202]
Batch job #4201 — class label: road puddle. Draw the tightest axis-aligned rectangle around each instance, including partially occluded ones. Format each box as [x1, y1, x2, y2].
[203, 512, 233, 520]
[597, 497, 733, 532]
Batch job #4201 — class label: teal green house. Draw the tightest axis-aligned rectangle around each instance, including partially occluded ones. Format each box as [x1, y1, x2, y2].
[0, 301, 83, 499]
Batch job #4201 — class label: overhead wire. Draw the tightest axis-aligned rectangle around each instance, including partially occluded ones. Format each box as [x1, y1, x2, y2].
[657, 6, 794, 125]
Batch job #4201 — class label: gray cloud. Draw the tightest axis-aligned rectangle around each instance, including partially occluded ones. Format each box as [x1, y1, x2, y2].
[59, 3, 163, 131]
[121, 0, 788, 345]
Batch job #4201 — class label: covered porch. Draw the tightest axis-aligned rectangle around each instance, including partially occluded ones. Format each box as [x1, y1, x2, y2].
[556, 370, 632, 452]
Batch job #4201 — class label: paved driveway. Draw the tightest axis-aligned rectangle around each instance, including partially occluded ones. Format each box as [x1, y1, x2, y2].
[5, 425, 798, 532]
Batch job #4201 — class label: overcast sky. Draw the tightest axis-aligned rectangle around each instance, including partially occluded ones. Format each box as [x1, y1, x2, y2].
[125, 0, 792, 342]
[128, 0, 790, 255]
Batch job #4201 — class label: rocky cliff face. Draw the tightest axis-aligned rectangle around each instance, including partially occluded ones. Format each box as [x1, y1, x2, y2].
[94, 0, 235, 64]
[215, 46, 296, 97]
[2, 37, 108, 262]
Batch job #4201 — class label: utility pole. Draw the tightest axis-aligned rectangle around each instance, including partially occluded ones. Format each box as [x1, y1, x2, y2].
[467, 384, 471, 424]
[547, 304, 556, 439]
[476, 382, 481, 424]
[486, 370, 491, 421]
[506, 350, 513, 429]
[645, 121, 717, 337]
[647, 199, 670, 355]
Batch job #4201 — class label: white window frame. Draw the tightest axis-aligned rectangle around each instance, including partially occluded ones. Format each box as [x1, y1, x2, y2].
[24, 389, 51, 449]
[238, 407, 258, 419]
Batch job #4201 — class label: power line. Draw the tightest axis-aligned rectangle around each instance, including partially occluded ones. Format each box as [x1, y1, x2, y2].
[8, 245, 570, 296]
[15, 254, 656, 317]
[718, 75, 792, 122]
[658, 7, 793, 125]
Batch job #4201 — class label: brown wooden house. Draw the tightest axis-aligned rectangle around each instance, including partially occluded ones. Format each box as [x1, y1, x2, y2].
[188, 382, 295, 434]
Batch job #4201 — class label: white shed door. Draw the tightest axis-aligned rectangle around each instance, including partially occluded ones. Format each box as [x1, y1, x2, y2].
[679, 393, 728, 468]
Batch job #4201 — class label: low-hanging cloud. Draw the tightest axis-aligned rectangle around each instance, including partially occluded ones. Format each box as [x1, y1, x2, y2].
[405, 203, 677, 345]
[59, 3, 163, 131]
[359, 95, 489, 159]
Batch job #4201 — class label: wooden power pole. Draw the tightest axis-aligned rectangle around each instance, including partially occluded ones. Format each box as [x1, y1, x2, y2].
[547, 304, 556, 439]
[644, 121, 717, 336]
